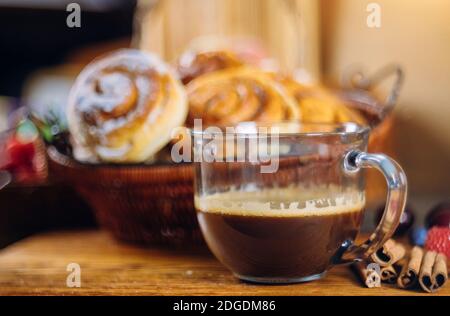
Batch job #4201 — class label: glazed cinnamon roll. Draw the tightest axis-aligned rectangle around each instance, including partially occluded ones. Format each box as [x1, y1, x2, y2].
[186, 67, 300, 127]
[67, 49, 188, 163]
[177, 50, 245, 84]
[277, 76, 367, 125]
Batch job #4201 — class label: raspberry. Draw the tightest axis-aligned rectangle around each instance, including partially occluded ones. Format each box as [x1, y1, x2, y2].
[425, 227, 450, 258]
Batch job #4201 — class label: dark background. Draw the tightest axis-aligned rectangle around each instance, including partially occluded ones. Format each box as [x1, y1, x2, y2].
[0, 0, 136, 97]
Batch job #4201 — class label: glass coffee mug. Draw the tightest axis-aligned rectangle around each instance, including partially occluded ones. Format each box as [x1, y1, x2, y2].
[192, 122, 407, 283]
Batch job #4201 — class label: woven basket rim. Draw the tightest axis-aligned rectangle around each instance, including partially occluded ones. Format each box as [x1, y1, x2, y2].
[47, 145, 191, 171]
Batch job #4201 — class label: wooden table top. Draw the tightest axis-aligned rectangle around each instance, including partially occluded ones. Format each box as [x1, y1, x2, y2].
[0, 230, 448, 296]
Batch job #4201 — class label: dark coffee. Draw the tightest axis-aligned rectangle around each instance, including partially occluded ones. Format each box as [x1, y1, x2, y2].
[196, 189, 364, 282]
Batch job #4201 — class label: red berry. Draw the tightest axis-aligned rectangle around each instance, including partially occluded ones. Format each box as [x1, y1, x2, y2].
[425, 227, 450, 258]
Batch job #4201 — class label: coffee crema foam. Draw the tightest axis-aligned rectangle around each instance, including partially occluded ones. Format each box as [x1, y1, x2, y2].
[195, 186, 365, 217]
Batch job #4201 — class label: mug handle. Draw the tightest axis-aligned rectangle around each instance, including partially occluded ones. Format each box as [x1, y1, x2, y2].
[334, 150, 407, 263]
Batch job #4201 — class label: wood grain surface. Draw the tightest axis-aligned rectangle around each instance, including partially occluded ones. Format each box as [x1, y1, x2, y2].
[0, 230, 448, 296]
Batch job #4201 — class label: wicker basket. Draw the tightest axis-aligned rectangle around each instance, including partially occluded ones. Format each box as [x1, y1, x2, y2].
[47, 146, 200, 245]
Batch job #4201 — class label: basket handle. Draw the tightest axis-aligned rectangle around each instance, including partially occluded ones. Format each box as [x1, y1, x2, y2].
[342, 64, 404, 118]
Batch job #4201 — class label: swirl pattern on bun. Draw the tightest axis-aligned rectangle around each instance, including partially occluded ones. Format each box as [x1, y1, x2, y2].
[186, 67, 301, 127]
[67, 49, 187, 163]
[278, 75, 367, 125]
[177, 50, 244, 84]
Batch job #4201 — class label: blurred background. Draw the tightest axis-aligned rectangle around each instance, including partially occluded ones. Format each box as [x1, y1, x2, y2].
[0, 0, 448, 247]
[320, 0, 450, 199]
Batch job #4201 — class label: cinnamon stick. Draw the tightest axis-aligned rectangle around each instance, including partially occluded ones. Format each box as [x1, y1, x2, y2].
[419, 252, 448, 293]
[380, 265, 398, 284]
[371, 239, 406, 267]
[398, 246, 424, 289]
[417, 251, 448, 293]
[419, 251, 437, 293]
[351, 261, 381, 288]
[432, 253, 448, 290]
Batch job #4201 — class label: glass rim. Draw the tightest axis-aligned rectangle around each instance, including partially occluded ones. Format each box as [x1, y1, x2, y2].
[188, 121, 371, 138]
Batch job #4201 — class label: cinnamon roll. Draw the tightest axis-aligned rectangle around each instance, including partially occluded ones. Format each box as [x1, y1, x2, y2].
[67, 49, 188, 163]
[186, 67, 300, 127]
[277, 76, 367, 125]
[177, 50, 245, 84]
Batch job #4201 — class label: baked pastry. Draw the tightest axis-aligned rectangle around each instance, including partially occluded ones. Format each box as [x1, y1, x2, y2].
[177, 50, 244, 84]
[186, 67, 301, 127]
[277, 75, 367, 125]
[67, 49, 188, 163]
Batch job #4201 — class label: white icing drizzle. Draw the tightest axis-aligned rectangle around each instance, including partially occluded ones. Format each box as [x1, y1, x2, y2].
[67, 49, 185, 162]
[95, 143, 132, 160]
[94, 72, 133, 113]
